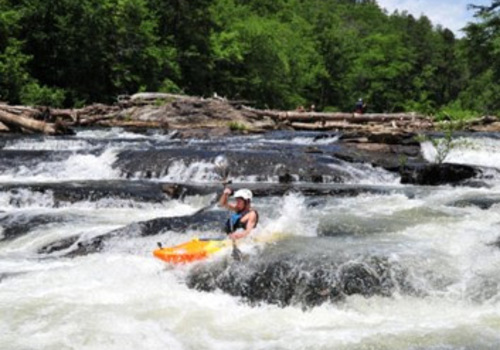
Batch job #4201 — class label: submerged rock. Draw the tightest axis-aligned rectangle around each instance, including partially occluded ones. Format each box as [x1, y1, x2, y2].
[187, 253, 420, 309]
[448, 196, 500, 210]
[46, 210, 227, 257]
[0, 181, 167, 205]
[0, 212, 69, 241]
[114, 148, 349, 183]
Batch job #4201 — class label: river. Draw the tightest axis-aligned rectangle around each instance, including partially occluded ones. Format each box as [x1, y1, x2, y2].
[1, 128, 500, 349]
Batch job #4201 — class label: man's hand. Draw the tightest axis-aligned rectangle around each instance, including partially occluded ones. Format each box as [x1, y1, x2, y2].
[219, 187, 233, 209]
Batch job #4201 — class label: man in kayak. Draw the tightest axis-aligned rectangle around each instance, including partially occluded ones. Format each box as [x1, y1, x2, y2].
[219, 188, 259, 240]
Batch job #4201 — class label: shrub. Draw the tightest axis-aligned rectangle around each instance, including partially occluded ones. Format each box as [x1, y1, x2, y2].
[228, 121, 247, 131]
[20, 82, 65, 107]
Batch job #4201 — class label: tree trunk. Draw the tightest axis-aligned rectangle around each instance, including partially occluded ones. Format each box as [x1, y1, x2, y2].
[242, 106, 426, 123]
[0, 121, 9, 132]
[0, 110, 71, 135]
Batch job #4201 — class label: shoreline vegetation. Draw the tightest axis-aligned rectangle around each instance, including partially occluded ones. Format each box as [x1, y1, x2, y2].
[2, 1, 500, 119]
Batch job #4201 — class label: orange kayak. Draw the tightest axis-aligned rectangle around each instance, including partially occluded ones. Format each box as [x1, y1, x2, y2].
[153, 238, 231, 264]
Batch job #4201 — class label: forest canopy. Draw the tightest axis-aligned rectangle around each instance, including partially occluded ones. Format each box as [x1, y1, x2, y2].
[0, 0, 498, 117]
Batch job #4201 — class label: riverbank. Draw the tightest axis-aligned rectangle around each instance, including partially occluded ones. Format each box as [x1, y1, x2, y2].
[2, 93, 500, 136]
[1, 93, 500, 189]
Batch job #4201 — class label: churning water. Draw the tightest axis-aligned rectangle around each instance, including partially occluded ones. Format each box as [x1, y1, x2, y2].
[1, 128, 500, 349]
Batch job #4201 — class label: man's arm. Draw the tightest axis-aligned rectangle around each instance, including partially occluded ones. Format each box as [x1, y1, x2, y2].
[219, 187, 236, 211]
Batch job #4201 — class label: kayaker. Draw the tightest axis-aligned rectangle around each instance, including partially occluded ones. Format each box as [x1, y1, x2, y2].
[219, 188, 259, 240]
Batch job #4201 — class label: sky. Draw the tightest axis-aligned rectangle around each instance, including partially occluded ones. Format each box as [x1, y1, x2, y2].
[377, 0, 492, 37]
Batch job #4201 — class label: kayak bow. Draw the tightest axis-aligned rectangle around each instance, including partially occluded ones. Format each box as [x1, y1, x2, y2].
[153, 238, 231, 264]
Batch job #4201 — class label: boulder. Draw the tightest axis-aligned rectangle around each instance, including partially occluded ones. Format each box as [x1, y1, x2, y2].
[400, 163, 480, 185]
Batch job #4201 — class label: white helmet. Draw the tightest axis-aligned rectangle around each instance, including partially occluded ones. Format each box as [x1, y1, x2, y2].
[233, 189, 253, 201]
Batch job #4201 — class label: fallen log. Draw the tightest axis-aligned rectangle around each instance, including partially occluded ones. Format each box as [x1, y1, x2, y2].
[242, 106, 426, 123]
[281, 112, 426, 123]
[466, 115, 498, 126]
[97, 120, 169, 129]
[0, 104, 38, 116]
[0, 121, 9, 132]
[291, 122, 365, 131]
[49, 108, 78, 122]
[0, 110, 72, 135]
[77, 114, 116, 126]
[290, 120, 432, 132]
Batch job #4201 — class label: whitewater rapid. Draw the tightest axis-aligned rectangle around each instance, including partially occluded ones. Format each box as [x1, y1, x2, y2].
[1, 129, 500, 349]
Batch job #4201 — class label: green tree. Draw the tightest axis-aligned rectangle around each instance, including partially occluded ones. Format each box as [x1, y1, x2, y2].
[458, 1, 500, 114]
[16, 0, 176, 106]
[0, 2, 31, 103]
[210, 0, 326, 108]
[348, 32, 413, 112]
[148, 0, 214, 96]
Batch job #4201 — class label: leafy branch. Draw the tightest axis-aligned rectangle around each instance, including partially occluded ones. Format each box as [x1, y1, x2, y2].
[415, 122, 472, 164]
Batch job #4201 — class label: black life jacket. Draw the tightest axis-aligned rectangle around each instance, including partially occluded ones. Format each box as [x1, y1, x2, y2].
[225, 209, 259, 234]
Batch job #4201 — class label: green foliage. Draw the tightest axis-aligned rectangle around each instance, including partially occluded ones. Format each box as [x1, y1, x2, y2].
[228, 121, 247, 131]
[398, 154, 408, 169]
[415, 122, 471, 164]
[0, 0, 498, 112]
[20, 82, 65, 107]
[434, 101, 480, 122]
[158, 79, 183, 94]
[0, 39, 32, 103]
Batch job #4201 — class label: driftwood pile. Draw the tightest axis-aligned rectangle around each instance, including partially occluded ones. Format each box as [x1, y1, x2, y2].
[242, 106, 434, 133]
[1, 93, 499, 135]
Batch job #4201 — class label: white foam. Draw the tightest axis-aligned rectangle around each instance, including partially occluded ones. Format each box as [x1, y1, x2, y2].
[328, 161, 400, 185]
[264, 135, 339, 145]
[75, 127, 149, 139]
[3, 138, 96, 151]
[258, 193, 317, 237]
[159, 160, 223, 183]
[0, 149, 120, 182]
[421, 137, 500, 169]
[0, 189, 55, 209]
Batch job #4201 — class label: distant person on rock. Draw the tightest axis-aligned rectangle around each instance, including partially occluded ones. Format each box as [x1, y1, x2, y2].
[219, 188, 259, 240]
[355, 98, 366, 114]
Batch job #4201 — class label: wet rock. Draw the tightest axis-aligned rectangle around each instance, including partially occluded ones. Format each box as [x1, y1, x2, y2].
[465, 277, 500, 303]
[56, 210, 227, 257]
[0, 181, 166, 205]
[0, 213, 68, 241]
[38, 236, 80, 254]
[304, 146, 323, 154]
[160, 182, 419, 200]
[0, 150, 71, 172]
[115, 148, 351, 183]
[366, 132, 419, 145]
[339, 262, 380, 296]
[0, 272, 25, 283]
[448, 196, 500, 210]
[187, 253, 415, 308]
[400, 163, 480, 186]
[333, 142, 424, 171]
[491, 237, 500, 249]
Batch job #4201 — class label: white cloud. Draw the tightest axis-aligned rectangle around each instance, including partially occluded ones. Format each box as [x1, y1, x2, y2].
[377, 0, 488, 37]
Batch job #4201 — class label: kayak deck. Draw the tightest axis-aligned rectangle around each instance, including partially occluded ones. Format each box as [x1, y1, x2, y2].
[153, 238, 231, 264]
